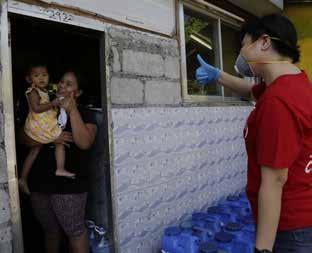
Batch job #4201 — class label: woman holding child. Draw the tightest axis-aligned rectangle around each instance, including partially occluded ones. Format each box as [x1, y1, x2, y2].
[21, 68, 97, 253]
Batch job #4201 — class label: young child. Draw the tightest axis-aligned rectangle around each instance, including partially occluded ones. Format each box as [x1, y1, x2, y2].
[18, 64, 75, 195]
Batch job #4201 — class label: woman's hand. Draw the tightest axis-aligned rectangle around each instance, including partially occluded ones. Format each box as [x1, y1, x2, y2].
[54, 131, 73, 146]
[51, 98, 62, 107]
[59, 93, 77, 113]
[196, 54, 253, 96]
[196, 54, 221, 85]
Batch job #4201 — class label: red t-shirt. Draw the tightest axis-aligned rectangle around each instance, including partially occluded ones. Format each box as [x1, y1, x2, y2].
[245, 72, 312, 231]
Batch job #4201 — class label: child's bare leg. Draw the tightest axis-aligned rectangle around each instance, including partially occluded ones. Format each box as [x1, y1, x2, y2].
[55, 143, 75, 178]
[19, 146, 41, 195]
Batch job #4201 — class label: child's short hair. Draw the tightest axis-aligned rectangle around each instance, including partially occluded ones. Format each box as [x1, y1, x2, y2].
[26, 62, 48, 76]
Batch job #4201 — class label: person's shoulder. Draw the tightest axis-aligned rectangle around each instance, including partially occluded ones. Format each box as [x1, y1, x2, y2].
[275, 72, 312, 98]
[26, 87, 48, 98]
[78, 106, 98, 125]
[25, 87, 38, 95]
[252, 82, 266, 101]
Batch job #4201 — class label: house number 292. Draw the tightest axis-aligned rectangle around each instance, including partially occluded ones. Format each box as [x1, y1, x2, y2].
[46, 10, 73, 22]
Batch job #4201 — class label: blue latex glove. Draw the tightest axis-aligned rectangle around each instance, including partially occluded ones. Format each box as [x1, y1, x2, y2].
[196, 54, 221, 86]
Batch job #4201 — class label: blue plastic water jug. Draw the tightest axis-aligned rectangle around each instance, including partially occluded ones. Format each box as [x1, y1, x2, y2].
[86, 220, 96, 250]
[192, 226, 214, 243]
[238, 196, 250, 208]
[206, 206, 236, 227]
[180, 220, 193, 235]
[238, 214, 256, 233]
[162, 227, 181, 253]
[192, 212, 221, 233]
[86, 220, 95, 240]
[218, 196, 250, 218]
[162, 226, 200, 253]
[239, 191, 247, 200]
[176, 233, 200, 253]
[214, 231, 250, 253]
[223, 222, 245, 241]
[192, 212, 208, 228]
[224, 222, 255, 252]
[239, 216, 256, 248]
[92, 226, 109, 253]
[199, 242, 228, 253]
[238, 192, 252, 210]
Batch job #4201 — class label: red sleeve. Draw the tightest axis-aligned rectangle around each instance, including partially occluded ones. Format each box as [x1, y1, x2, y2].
[252, 83, 266, 100]
[256, 98, 302, 169]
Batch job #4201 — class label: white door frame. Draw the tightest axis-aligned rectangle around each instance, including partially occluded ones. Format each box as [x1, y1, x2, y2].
[8, 0, 106, 32]
[0, 1, 23, 252]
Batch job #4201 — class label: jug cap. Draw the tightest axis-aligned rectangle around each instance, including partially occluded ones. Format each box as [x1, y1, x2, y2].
[243, 216, 255, 225]
[215, 232, 233, 243]
[164, 227, 180, 236]
[180, 220, 193, 230]
[225, 222, 241, 231]
[192, 212, 207, 220]
[207, 206, 222, 213]
[226, 196, 239, 201]
[238, 214, 255, 224]
[239, 192, 247, 198]
[204, 214, 218, 222]
[200, 242, 218, 253]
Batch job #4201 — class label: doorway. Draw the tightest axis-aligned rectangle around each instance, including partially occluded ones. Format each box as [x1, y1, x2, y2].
[9, 13, 113, 253]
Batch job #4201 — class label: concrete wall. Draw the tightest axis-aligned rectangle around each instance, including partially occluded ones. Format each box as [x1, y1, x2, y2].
[0, 103, 12, 253]
[107, 26, 182, 105]
[0, 1, 13, 252]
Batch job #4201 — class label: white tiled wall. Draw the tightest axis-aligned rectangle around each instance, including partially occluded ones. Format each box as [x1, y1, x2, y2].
[111, 106, 252, 253]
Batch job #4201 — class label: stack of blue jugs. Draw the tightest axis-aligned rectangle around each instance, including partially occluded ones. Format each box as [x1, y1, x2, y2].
[86, 220, 109, 253]
[162, 226, 200, 253]
[161, 191, 256, 253]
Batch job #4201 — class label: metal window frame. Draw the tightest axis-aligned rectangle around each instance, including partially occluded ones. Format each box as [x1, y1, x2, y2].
[179, 0, 244, 103]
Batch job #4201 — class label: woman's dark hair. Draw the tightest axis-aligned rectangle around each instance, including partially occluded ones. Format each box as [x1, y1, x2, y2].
[61, 69, 82, 89]
[240, 14, 300, 63]
[60, 69, 87, 104]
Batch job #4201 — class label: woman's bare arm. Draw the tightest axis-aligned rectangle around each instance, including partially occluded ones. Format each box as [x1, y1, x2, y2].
[218, 71, 254, 97]
[61, 95, 97, 150]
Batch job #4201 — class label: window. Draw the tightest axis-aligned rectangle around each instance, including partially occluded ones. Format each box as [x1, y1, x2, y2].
[221, 22, 241, 98]
[184, 8, 220, 96]
[180, 2, 243, 101]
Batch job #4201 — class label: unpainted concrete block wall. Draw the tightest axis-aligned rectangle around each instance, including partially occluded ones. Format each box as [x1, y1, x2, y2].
[0, 102, 13, 253]
[107, 27, 182, 105]
[0, 2, 13, 250]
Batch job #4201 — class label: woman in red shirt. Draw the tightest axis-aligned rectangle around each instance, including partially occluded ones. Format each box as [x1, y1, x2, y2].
[196, 14, 312, 253]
